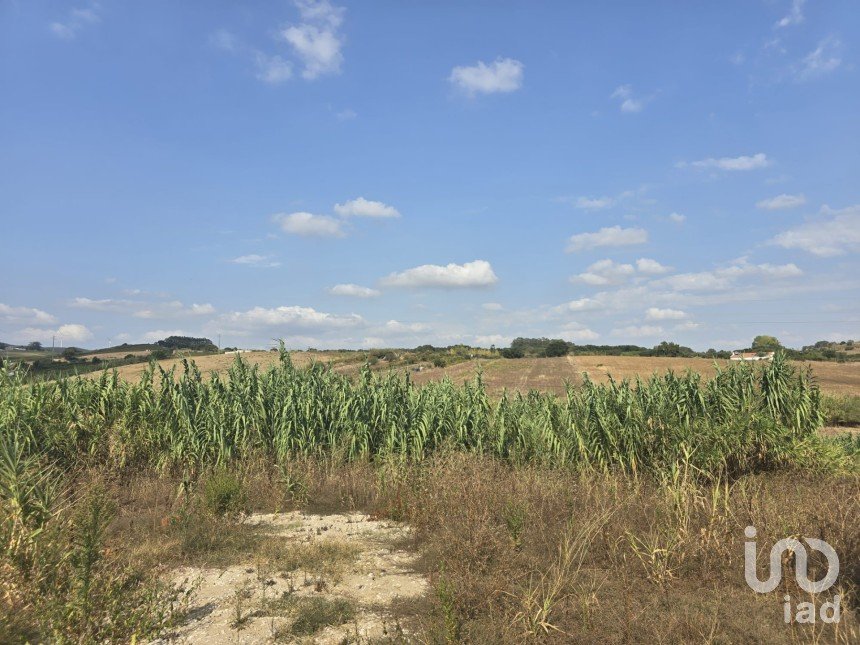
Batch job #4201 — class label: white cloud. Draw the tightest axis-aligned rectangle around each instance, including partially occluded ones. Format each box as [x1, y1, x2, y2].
[328, 284, 381, 298]
[769, 204, 860, 256]
[231, 254, 281, 268]
[254, 53, 293, 84]
[574, 196, 615, 210]
[71, 297, 136, 312]
[572, 257, 669, 285]
[681, 153, 771, 171]
[49, 3, 100, 40]
[566, 226, 648, 252]
[384, 320, 429, 333]
[659, 261, 803, 292]
[274, 212, 346, 237]
[449, 58, 524, 96]
[0, 303, 57, 325]
[645, 307, 687, 321]
[16, 324, 93, 345]
[674, 321, 701, 332]
[610, 325, 663, 338]
[610, 85, 647, 113]
[667, 212, 686, 224]
[381, 260, 498, 288]
[141, 329, 191, 343]
[281, 0, 346, 80]
[71, 297, 213, 319]
[218, 305, 363, 332]
[133, 301, 215, 319]
[796, 37, 842, 81]
[757, 194, 806, 210]
[775, 0, 805, 28]
[571, 259, 636, 286]
[482, 302, 504, 311]
[333, 197, 400, 218]
[635, 258, 670, 275]
[554, 298, 603, 313]
[562, 327, 600, 342]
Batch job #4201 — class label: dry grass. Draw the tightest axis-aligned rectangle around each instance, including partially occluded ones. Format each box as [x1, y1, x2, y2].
[84, 350, 860, 395]
[410, 355, 860, 395]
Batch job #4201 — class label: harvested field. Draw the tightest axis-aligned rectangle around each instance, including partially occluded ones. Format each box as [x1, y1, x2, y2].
[409, 355, 860, 395]
[92, 351, 860, 395]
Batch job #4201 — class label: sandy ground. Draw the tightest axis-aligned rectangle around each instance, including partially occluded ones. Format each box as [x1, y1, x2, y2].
[153, 511, 427, 644]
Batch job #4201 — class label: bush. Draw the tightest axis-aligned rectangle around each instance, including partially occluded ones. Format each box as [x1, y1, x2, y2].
[543, 340, 569, 357]
[500, 347, 524, 359]
[202, 470, 246, 517]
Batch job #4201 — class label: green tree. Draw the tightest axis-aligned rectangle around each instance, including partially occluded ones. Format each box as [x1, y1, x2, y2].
[543, 340, 569, 357]
[751, 335, 782, 352]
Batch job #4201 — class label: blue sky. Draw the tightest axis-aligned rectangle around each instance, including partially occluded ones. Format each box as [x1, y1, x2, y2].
[1, 0, 859, 351]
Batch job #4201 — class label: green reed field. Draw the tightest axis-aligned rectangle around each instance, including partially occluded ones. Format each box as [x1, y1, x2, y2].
[1, 349, 858, 642]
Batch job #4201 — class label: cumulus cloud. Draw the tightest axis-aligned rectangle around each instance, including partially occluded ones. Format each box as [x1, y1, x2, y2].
[756, 194, 806, 210]
[333, 197, 400, 218]
[796, 37, 842, 81]
[0, 303, 57, 325]
[328, 284, 381, 298]
[610, 324, 663, 338]
[645, 307, 687, 321]
[571, 259, 636, 286]
[769, 204, 860, 256]
[231, 254, 281, 268]
[449, 58, 524, 96]
[133, 301, 215, 319]
[667, 212, 686, 224]
[281, 0, 346, 79]
[218, 305, 363, 332]
[383, 320, 429, 333]
[566, 226, 648, 252]
[635, 258, 670, 275]
[554, 298, 603, 313]
[571, 257, 669, 286]
[16, 324, 93, 345]
[381, 260, 498, 288]
[658, 261, 802, 292]
[559, 326, 600, 341]
[482, 302, 504, 311]
[680, 153, 770, 171]
[70, 297, 136, 312]
[274, 212, 346, 237]
[610, 85, 648, 113]
[49, 3, 100, 40]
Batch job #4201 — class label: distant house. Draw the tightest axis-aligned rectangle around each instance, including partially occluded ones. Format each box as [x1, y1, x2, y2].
[730, 351, 775, 362]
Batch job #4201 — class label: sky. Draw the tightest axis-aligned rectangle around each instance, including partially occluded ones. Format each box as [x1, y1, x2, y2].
[1, 0, 859, 351]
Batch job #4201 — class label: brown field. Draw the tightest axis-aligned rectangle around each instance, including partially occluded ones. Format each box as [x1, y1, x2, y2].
[93, 350, 363, 382]
[97, 351, 860, 395]
[410, 355, 860, 396]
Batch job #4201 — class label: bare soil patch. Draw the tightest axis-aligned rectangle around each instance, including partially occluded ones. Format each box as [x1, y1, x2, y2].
[155, 511, 427, 644]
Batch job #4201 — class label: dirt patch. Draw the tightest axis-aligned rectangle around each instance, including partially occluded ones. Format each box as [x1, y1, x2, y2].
[154, 511, 427, 644]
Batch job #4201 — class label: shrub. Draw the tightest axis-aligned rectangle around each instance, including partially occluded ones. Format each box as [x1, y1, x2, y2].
[202, 470, 246, 517]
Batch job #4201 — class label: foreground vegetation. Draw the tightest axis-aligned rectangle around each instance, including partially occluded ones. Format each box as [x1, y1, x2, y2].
[1, 350, 858, 642]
